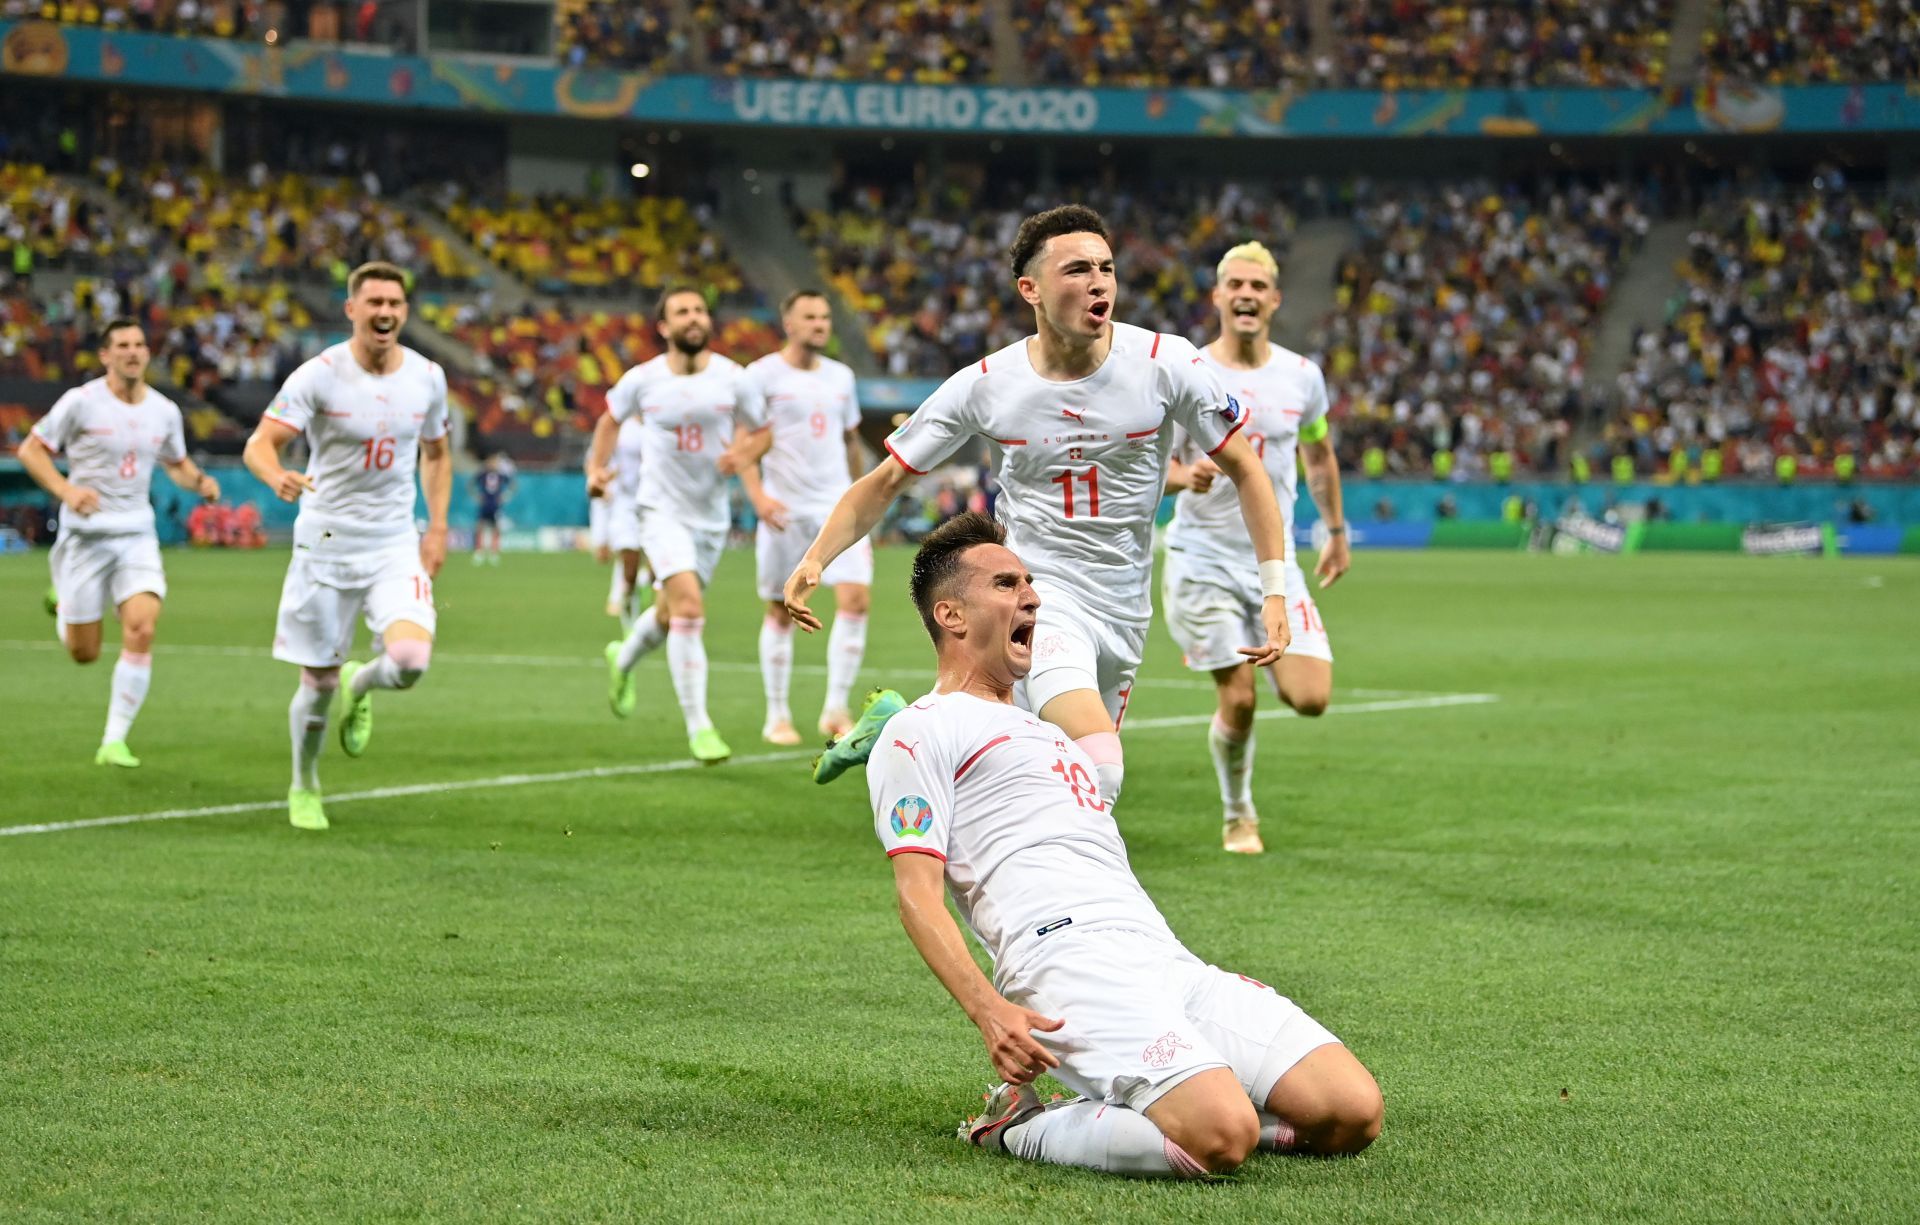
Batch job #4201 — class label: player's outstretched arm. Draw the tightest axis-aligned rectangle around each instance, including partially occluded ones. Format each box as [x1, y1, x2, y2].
[417, 436, 453, 576]
[892, 853, 1063, 1086]
[242, 419, 314, 503]
[18, 435, 100, 515]
[1215, 434, 1292, 666]
[1301, 437, 1349, 588]
[584, 412, 618, 496]
[783, 455, 914, 631]
[162, 456, 221, 502]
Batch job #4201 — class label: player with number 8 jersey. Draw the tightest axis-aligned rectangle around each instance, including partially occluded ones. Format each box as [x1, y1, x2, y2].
[244, 261, 453, 831]
[785, 205, 1295, 806]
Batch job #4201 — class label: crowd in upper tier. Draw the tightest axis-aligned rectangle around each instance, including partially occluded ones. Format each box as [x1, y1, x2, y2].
[1610, 186, 1920, 479]
[21, 0, 1920, 88]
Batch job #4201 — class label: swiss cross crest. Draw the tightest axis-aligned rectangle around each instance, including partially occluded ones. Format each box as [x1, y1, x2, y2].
[1067, 446, 1084, 461]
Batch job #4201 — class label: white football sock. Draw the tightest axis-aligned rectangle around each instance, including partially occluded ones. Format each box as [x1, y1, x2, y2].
[102, 650, 151, 745]
[1209, 715, 1256, 809]
[1004, 1100, 1210, 1179]
[668, 617, 711, 733]
[607, 564, 629, 615]
[1257, 1110, 1300, 1153]
[289, 672, 337, 790]
[353, 640, 431, 694]
[616, 611, 668, 671]
[759, 614, 793, 724]
[824, 611, 868, 713]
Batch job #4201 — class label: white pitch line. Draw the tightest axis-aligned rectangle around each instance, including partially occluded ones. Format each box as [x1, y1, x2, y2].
[0, 640, 1438, 699]
[0, 750, 813, 838]
[0, 691, 1497, 839]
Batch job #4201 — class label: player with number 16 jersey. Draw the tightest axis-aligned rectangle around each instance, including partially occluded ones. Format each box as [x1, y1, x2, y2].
[245, 261, 454, 831]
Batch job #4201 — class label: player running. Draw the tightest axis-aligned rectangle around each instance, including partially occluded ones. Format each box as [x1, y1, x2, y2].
[588, 286, 767, 764]
[787, 205, 1291, 804]
[470, 453, 514, 565]
[20, 317, 221, 767]
[595, 412, 650, 628]
[733, 290, 872, 746]
[1164, 242, 1350, 855]
[870, 513, 1381, 1177]
[243, 261, 453, 831]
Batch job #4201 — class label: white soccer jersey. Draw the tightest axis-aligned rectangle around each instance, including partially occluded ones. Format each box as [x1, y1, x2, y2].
[30, 379, 186, 536]
[748, 351, 860, 517]
[1167, 344, 1329, 564]
[885, 322, 1244, 626]
[611, 415, 646, 503]
[606, 353, 767, 533]
[869, 689, 1179, 983]
[263, 343, 449, 553]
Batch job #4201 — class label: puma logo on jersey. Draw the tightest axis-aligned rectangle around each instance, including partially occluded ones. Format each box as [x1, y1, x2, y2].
[1060, 408, 1086, 423]
[892, 739, 920, 760]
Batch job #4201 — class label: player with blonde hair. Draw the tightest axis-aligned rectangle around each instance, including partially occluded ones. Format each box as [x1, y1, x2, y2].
[1164, 240, 1349, 853]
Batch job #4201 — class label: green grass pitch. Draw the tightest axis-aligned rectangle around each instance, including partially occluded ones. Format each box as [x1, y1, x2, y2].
[1, 544, 1915, 1222]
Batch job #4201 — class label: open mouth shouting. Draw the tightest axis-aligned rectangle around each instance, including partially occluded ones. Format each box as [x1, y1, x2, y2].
[1085, 298, 1111, 328]
[1009, 611, 1037, 659]
[369, 318, 400, 340]
[1230, 301, 1263, 324]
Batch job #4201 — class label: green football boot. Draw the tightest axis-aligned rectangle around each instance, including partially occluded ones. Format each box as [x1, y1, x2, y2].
[606, 641, 637, 718]
[94, 740, 140, 768]
[44, 584, 59, 617]
[288, 787, 329, 831]
[812, 688, 906, 785]
[689, 726, 732, 765]
[337, 661, 373, 758]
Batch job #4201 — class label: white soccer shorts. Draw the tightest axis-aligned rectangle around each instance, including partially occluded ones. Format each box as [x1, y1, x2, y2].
[637, 509, 727, 587]
[756, 515, 873, 601]
[607, 492, 643, 554]
[272, 540, 436, 667]
[1017, 578, 1150, 727]
[50, 531, 167, 625]
[1004, 928, 1342, 1113]
[1163, 552, 1332, 672]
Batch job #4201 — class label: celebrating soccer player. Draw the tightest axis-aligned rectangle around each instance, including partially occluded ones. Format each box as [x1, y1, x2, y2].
[1164, 241, 1350, 854]
[243, 262, 453, 831]
[588, 286, 767, 764]
[20, 318, 221, 767]
[786, 205, 1291, 803]
[732, 290, 872, 746]
[870, 514, 1381, 1177]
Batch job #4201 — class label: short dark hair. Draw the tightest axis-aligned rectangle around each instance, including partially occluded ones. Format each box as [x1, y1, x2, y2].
[1009, 205, 1112, 280]
[348, 261, 409, 298]
[909, 512, 1007, 642]
[654, 284, 708, 322]
[97, 317, 145, 347]
[781, 288, 829, 316]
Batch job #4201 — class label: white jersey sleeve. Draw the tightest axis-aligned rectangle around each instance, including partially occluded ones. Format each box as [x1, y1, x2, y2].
[1299, 361, 1330, 440]
[868, 711, 955, 863]
[842, 371, 862, 434]
[29, 388, 81, 453]
[605, 364, 649, 424]
[884, 365, 983, 475]
[263, 356, 325, 434]
[1161, 336, 1246, 457]
[734, 363, 769, 432]
[423, 362, 451, 442]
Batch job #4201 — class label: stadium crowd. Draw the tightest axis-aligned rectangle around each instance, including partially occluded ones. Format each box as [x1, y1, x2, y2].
[0, 0, 408, 45]
[696, 0, 993, 82]
[1703, 0, 1920, 85]
[1016, 0, 1311, 88]
[1610, 187, 1920, 479]
[1336, 0, 1673, 89]
[800, 166, 1295, 376]
[1313, 179, 1651, 478]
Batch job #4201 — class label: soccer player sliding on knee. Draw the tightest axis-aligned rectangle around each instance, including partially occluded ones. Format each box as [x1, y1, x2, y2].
[870, 514, 1382, 1177]
[786, 205, 1292, 801]
[19, 318, 221, 766]
[244, 261, 453, 831]
[587, 286, 768, 764]
[1162, 242, 1351, 854]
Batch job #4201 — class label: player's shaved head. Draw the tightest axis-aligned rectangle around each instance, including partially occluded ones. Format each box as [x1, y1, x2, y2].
[1009, 205, 1112, 279]
[910, 512, 1008, 642]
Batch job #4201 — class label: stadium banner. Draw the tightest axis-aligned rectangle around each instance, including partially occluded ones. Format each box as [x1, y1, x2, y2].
[1740, 522, 1836, 557]
[1529, 510, 1641, 555]
[8, 22, 1920, 137]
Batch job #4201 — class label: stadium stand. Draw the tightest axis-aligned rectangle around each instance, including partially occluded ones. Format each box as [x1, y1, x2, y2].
[97, 162, 477, 289]
[0, 162, 116, 275]
[1702, 0, 1920, 85]
[1610, 186, 1920, 478]
[1311, 179, 1652, 476]
[555, 0, 687, 70]
[1016, 0, 1312, 88]
[1335, 0, 1674, 89]
[436, 188, 751, 301]
[695, 0, 993, 82]
[799, 167, 1296, 376]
